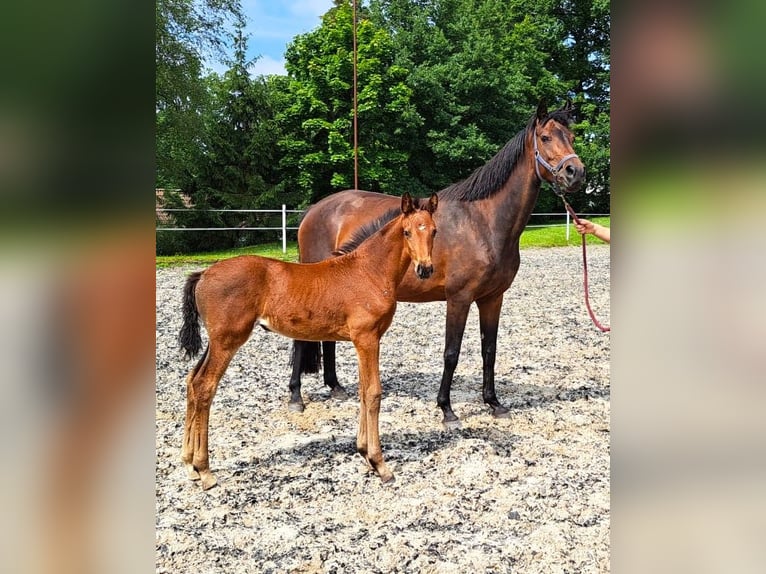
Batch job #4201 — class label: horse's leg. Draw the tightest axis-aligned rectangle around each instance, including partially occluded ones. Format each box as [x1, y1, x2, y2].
[182, 364, 202, 480]
[356, 375, 368, 461]
[353, 335, 393, 483]
[322, 341, 348, 399]
[287, 341, 306, 412]
[181, 339, 244, 490]
[437, 299, 472, 430]
[477, 293, 510, 418]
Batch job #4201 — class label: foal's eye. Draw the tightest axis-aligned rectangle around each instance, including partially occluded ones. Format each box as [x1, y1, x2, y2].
[541, 135, 552, 143]
[403, 230, 411, 238]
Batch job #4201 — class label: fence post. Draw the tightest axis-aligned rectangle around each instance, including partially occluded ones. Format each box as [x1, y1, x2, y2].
[566, 210, 570, 241]
[282, 204, 287, 253]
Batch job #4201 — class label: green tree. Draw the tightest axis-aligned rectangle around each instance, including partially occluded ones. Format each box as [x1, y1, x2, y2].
[156, 0, 242, 190]
[171, 16, 285, 252]
[368, 0, 573, 192]
[555, 0, 610, 212]
[278, 0, 422, 205]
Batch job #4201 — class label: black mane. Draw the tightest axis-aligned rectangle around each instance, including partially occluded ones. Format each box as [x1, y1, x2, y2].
[333, 207, 401, 256]
[439, 107, 573, 202]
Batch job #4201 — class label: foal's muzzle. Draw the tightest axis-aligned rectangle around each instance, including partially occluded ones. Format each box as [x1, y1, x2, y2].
[415, 262, 433, 279]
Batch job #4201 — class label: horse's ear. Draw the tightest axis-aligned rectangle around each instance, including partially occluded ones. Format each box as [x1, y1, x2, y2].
[401, 192, 415, 215]
[426, 193, 438, 214]
[562, 98, 577, 123]
[536, 99, 548, 121]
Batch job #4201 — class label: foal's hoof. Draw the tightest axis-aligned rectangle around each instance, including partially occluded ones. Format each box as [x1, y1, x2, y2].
[330, 386, 349, 401]
[184, 463, 200, 481]
[288, 400, 305, 413]
[377, 464, 395, 484]
[380, 472, 395, 485]
[200, 471, 218, 491]
[492, 405, 511, 419]
[442, 417, 462, 431]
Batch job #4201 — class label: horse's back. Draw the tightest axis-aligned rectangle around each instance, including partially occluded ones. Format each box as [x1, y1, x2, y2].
[299, 190, 399, 263]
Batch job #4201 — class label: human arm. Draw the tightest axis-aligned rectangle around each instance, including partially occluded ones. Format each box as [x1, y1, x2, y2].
[574, 218, 610, 243]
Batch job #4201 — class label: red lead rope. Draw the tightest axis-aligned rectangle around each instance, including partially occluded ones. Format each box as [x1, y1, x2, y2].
[560, 198, 611, 333]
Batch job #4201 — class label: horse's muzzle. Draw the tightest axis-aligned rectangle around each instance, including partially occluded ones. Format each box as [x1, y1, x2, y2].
[560, 161, 586, 192]
[415, 262, 433, 279]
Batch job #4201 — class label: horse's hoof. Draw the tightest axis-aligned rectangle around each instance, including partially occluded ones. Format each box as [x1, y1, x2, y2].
[330, 386, 349, 401]
[380, 472, 395, 485]
[377, 464, 395, 484]
[442, 417, 462, 431]
[492, 405, 511, 419]
[200, 472, 218, 491]
[288, 401, 305, 413]
[185, 463, 201, 481]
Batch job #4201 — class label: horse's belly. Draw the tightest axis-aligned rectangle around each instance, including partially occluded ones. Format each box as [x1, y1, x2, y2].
[258, 314, 351, 342]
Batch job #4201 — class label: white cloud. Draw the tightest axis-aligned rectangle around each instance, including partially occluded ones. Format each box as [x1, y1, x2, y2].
[249, 55, 287, 77]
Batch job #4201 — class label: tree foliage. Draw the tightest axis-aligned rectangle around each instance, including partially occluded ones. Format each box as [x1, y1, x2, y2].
[278, 1, 422, 204]
[156, 0, 610, 253]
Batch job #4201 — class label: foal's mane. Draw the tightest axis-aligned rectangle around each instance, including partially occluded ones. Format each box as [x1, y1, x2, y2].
[439, 107, 573, 202]
[333, 207, 402, 256]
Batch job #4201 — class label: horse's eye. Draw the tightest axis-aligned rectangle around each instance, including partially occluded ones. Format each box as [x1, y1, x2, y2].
[541, 135, 551, 143]
[404, 230, 411, 238]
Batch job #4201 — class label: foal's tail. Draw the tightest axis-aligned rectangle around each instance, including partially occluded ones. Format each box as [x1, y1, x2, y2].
[290, 341, 322, 374]
[179, 271, 204, 359]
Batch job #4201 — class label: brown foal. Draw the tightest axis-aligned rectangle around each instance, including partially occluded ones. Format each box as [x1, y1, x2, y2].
[178, 192, 438, 489]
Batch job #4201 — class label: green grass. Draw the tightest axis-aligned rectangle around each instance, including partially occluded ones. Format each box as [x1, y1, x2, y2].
[520, 216, 610, 248]
[156, 217, 609, 267]
[156, 242, 300, 267]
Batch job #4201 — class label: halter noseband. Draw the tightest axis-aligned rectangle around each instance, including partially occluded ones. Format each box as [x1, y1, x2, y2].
[533, 128, 580, 196]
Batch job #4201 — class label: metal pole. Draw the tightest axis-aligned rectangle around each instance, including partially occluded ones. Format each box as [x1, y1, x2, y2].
[566, 210, 570, 241]
[352, 0, 359, 190]
[282, 204, 287, 253]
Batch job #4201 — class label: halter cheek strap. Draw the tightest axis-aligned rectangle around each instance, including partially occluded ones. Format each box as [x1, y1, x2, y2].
[533, 132, 579, 187]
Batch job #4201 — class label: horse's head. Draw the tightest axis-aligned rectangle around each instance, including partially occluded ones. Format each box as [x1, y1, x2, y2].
[401, 192, 438, 280]
[533, 99, 586, 193]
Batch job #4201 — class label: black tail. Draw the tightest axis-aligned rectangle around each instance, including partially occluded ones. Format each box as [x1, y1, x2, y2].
[290, 340, 322, 374]
[179, 271, 203, 359]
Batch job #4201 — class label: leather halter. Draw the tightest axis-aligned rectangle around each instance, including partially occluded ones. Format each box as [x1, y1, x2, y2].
[533, 129, 580, 189]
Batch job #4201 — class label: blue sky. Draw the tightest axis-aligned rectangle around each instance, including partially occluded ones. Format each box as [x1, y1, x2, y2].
[207, 0, 335, 76]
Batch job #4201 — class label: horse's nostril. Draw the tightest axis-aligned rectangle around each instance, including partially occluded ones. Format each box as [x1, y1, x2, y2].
[566, 165, 575, 176]
[416, 263, 433, 279]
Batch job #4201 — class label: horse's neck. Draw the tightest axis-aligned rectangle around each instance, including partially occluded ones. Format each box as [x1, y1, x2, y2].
[483, 137, 541, 244]
[354, 217, 409, 286]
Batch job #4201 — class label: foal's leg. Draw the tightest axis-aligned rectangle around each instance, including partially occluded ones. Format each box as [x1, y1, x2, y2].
[437, 299, 472, 430]
[181, 339, 244, 490]
[477, 293, 510, 418]
[182, 359, 203, 480]
[353, 336, 393, 483]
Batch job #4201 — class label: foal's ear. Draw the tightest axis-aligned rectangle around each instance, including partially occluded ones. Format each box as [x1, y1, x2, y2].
[425, 193, 438, 214]
[536, 99, 548, 121]
[401, 192, 415, 215]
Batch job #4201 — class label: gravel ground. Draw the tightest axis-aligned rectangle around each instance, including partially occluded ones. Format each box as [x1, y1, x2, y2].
[156, 245, 610, 573]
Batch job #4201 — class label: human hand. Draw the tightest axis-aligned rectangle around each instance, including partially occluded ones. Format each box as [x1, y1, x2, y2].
[575, 218, 596, 236]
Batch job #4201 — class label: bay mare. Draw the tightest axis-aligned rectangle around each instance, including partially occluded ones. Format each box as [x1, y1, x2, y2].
[290, 100, 586, 428]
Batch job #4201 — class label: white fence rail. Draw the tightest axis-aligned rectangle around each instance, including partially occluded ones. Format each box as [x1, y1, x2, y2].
[156, 206, 609, 253]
